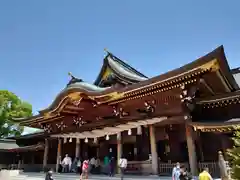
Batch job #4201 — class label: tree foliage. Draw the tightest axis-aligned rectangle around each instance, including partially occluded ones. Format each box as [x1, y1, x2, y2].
[0, 90, 32, 138]
[227, 126, 240, 180]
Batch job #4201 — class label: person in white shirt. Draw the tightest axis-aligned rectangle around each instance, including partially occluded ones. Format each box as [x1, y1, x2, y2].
[61, 154, 72, 173]
[118, 156, 127, 180]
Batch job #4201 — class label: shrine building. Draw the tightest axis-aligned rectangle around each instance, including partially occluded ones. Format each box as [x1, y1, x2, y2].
[6, 46, 240, 176]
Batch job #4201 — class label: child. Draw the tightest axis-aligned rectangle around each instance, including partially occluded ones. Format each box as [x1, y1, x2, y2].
[80, 159, 89, 180]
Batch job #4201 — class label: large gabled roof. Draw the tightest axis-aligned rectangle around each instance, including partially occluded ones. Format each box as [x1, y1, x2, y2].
[94, 51, 148, 87]
[13, 45, 239, 129]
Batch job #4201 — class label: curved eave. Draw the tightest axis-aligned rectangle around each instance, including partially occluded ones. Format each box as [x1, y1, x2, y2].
[196, 90, 240, 104]
[110, 54, 147, 78]
[12, 114, 43, 123]
[119, 45, 239, 93]
[94, 53, 147, 86]
[189, 118, 240, 128]
[231, 67, 240, 74]
[107, 55, 148, 82]
[9, 143, 44, 152]
[94, 56, 109, 85]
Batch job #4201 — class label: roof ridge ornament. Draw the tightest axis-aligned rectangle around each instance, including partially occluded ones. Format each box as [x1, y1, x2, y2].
[67, 72, 83, 86]
[104, 48, 110, 54]
[68, 72, 78, 79]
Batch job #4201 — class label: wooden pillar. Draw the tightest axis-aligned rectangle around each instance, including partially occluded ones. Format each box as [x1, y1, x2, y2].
[75, 138, 80, 158]
[149, 125, 158, 175]
[186, 124, 198, 176]
[43, 138, 49, 169]
[31, 152, 35, 164]
[117, 132, 122, 174]
[56, 138, 62, 172]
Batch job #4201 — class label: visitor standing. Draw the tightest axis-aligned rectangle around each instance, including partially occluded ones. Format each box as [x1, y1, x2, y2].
[95, 157, 101, 174]
[89, 157, 96, 173]
[103, 155, 110, 174]
[72, 157, 78, 173]
[61, 154, 72, 173]
[118, 156, 127, 180]
[172, 162, 181, 180]
[77, 157, 82, 173]
[109, 157, 115, 177]
[199, 167, 213, 180]
[80, 159, 89, 180]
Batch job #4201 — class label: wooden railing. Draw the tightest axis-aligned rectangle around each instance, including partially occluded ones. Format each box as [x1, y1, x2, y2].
[198, 162, 219, 177]
[158, 162, 219, 177]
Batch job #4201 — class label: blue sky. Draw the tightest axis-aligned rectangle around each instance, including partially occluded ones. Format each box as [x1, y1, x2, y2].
[0, 1, 240, 133]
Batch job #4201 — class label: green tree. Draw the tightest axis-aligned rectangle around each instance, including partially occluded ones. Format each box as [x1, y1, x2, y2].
[227, 126, 240, 180]
[0, 90, 32, 138]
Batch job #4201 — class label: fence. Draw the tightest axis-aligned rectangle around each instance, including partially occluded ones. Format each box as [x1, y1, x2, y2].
[158, 162, 219, 177]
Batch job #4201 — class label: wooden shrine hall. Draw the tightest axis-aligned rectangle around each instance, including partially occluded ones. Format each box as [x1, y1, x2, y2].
[12, 46, 240, 176]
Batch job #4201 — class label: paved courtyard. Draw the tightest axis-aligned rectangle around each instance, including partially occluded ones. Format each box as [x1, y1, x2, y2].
[11, 173, 171, 180]
[9, 172, 222, 180]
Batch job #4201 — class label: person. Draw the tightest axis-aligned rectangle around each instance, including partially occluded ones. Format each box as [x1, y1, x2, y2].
[89, 157, 96, 173]
[45, 169, 54, 180]
[61, 154, 72, 173]
[199, 167, 213, 180]
[95, 157, 101, 174]
[76, 157, 82, 173]
[119, 156, 127, 180]
[109, 157, 115, 177]
[179, 166, 191, 180]
[172, 162, 181, 180]
[80, 159, 89, 180]
[71, 157, 79, 173]
[103, 155, 110, 174]
[57, 156, 62, 173]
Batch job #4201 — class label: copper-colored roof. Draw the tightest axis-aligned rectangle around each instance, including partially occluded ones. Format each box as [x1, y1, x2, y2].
[94, 52, 148, 86]
[13, 45, 239, 131]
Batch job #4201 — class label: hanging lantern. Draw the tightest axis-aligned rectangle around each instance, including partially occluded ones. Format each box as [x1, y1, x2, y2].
[106, 135, 110, 140]
[84, 138, 88, 143]
[63, 137, 67, 144]
[128, 129, 132, 135]
[69, 138, 72, 143]
[137, 126, 142, 135]
[76, 138, 80, 144]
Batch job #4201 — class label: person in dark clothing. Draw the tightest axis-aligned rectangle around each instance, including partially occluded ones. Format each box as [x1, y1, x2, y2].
[45, 170, 54, 180]
[179, 166, 192, 180]
[109, 157, 115, 177]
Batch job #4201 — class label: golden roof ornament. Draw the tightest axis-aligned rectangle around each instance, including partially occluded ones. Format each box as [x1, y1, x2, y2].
[67, 72, 83, 86]
[68, 72, 74, 79]
[104, 48, 110, 54]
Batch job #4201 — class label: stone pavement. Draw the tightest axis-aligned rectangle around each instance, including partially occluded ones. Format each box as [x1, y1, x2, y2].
[11, 172, 172, 180]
